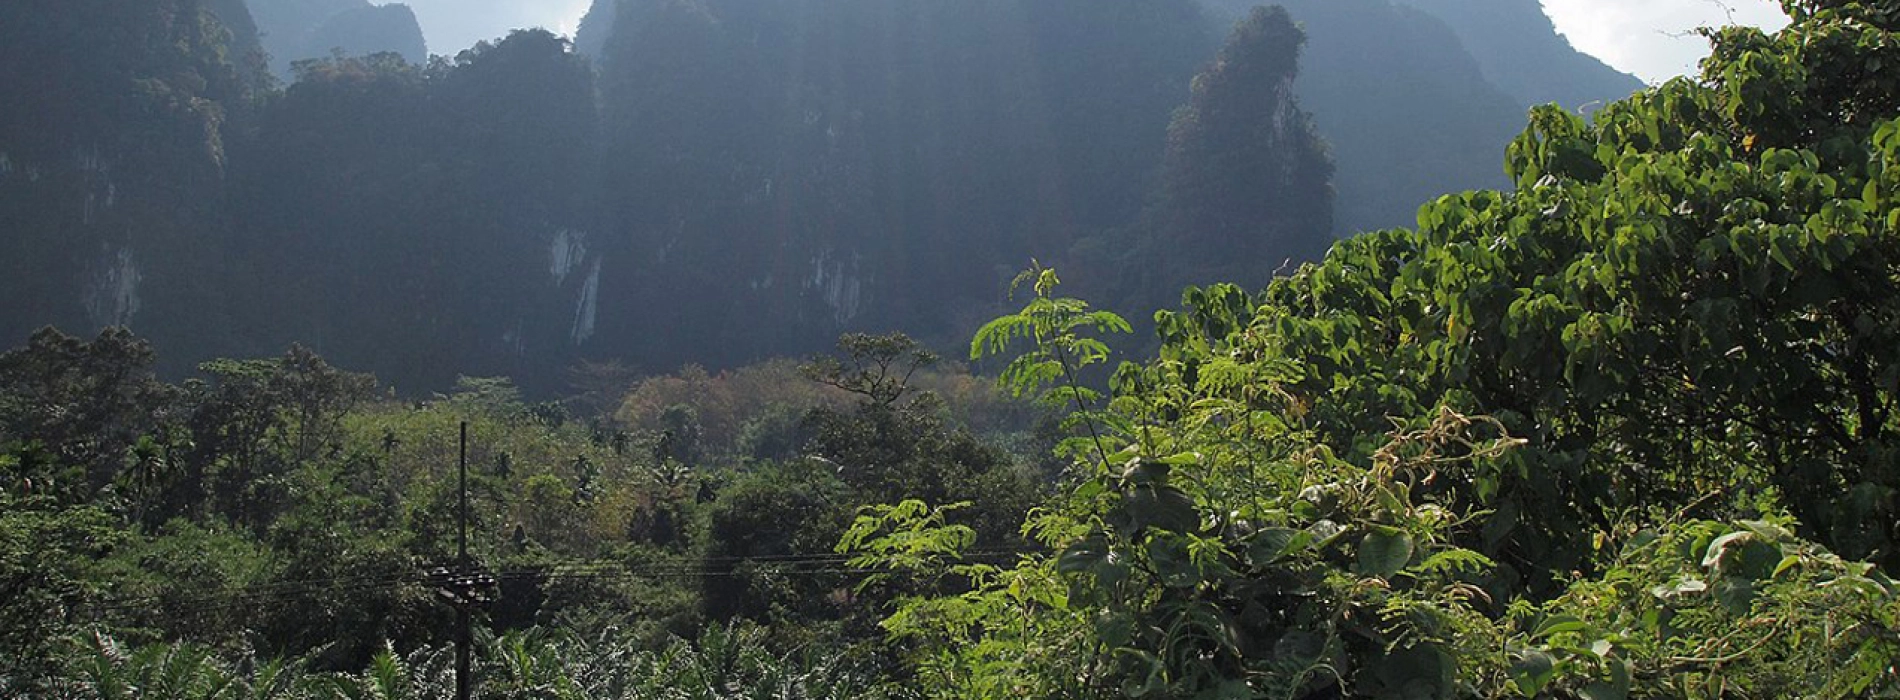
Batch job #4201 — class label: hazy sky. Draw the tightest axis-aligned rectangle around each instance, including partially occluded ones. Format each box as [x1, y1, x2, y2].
[400, 0, 593, 56]
[398, 0, 1791, 84]
[1541, 0, 1791, 82]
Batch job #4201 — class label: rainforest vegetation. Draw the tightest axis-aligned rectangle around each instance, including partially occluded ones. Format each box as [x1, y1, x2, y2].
[4, 0, 1900, 697]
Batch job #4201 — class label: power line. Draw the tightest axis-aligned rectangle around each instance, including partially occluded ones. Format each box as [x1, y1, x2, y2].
[84, 571, 428, 616]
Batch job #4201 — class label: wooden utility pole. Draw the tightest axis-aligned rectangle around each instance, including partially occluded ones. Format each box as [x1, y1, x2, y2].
[456, 420, 470, 700]
[430, 421, 493, 700]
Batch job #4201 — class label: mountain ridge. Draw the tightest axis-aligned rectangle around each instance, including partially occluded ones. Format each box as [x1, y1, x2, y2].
[246, 0, 428, 79]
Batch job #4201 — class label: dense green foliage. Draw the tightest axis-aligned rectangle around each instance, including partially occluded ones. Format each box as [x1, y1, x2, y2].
[0, 326, 1044, 695]
[831, 2, 1900, 697]
[27, 623, 897, 699]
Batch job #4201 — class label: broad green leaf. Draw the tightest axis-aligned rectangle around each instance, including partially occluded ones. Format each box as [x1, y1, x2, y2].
[1126, 485, 1200, 534]
[1244, 527, 1305, 567]
[1509, 649, 1557, 696]
[1533, 615, 1587, 640]
[1058, 536, 1110, 575]
[1147, 537, 1202, 588]
[1713, 577, 1757, 614]
[1579, 658, 1632, 700]
[1356, 530, 1415, 578]
[1368, 645, 1456, 700]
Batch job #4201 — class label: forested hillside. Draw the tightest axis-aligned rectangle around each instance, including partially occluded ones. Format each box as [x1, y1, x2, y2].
[585, 0, 1217, 370]
[228, 31, 599, 390]
[2, 0, 1640, 392]
[5, 0, 1900, 698]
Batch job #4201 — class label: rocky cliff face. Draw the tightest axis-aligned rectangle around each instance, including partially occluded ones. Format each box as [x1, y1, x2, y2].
[0, 0, 259, 368]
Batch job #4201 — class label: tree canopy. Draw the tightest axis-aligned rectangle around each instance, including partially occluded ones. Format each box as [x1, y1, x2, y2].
[841, 2, 1900, 697]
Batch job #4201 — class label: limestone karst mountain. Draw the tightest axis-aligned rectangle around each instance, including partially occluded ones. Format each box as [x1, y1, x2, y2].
[1, 0, 1650, 390]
